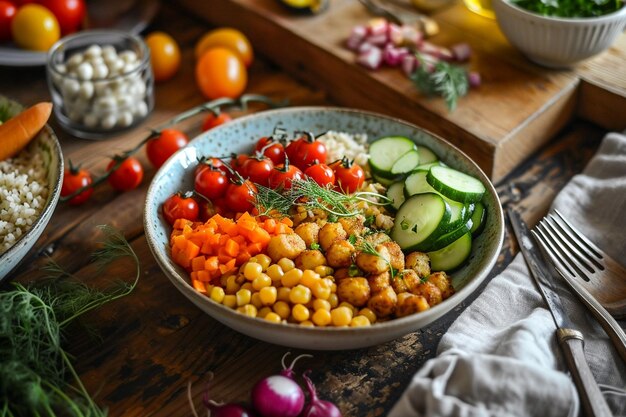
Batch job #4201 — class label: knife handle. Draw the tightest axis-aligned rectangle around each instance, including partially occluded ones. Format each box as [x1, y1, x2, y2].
[558, 329, 613, 417]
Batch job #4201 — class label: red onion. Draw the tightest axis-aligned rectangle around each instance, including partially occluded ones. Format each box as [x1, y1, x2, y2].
[387, 23, 403, 46]
[300, 371, 342, 417]
[468, 71, 481, 88]
[366, 18, 388, 37]
[401, 54, 417, 77]
[417, 42, 453, 61]
[188, 379, 257, 417]
[357, 46, 383, 70]
[364, 33, 388, 46]
[450, 43, 472, 62]
[383, 45, 409, 67]
[346, 25, 367, 51]
[400, 25, 423, 48]
[357, 41, 374, 54]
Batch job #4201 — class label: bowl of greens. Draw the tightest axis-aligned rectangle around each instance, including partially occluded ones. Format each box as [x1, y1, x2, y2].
[492, 0, 626, 67]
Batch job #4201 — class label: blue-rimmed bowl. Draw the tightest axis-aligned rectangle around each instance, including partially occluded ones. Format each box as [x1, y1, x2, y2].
[143, 107, 504, 350]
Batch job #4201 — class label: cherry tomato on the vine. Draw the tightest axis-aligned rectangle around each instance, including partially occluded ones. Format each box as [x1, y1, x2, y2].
[145, 31, 181, 82]
[0, 1, 17, 42]
[195, 47, 247, 99]
[38, 0, 85, 35]
[162, 193, 199, 225]
[194, 167, 228, 200]
[61, 166, 93, 205]
[268, 161, 304, 190]
[230, 153, 250, 177]
[285, 132, 327, 170]
[255, 136, 285, 166]
[242, 156, 273, 186]
[107, 157, 144, 191]
[201, 112, 232, 132]
[304, 163, 335, 188]
[195, 157, 228, 178]
[330, 157, 365, 194]
[146, 128, 189, 168]
[225, 180, 257, 213]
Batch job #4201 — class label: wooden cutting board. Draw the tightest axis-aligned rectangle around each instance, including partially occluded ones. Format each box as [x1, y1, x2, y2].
[178, 0, 626, 181]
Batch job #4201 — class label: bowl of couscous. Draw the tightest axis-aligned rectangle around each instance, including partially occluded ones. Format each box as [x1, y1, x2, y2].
[0, 96, 64, 282]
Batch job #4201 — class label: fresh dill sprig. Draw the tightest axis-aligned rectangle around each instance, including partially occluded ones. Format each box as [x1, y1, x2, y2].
[411, 55, 469, 112]
[253, 184, 295, 217]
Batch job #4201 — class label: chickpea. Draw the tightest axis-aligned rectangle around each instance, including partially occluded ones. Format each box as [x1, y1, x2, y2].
[294, 222, 320, 248]
[405, 251, 431, 278]
[295, 250, 327, 270]
[338, 215, 365, 236]
[355, 244, 391, 275]
[396, 293, 430, 317]
[326, 240, 355, 268]
[380, 241, 405, 271]
[427, 271, 455, 299]
[367, 271, 390, 294]
[367, 286, 397, 318]
[267, 234, 306, 262]
[318, 222, 347, 251]
[391, 269, 421, 294]
[363, 232, 391, 246]
[337, 277, 371, 307]
[334, 268, 351, 280]
[412, 281, 443, 306]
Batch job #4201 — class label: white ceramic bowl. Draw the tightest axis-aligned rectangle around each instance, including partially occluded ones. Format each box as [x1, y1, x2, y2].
[144, 107, 504, 350]
[493, 0, 626, 68]
[0, 96, 64, 282]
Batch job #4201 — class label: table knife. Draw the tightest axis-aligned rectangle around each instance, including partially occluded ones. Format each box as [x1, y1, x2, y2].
[507, 208, 613, 417]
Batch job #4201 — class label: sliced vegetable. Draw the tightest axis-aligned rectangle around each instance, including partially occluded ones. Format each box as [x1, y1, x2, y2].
[470, 201, 486, 237]
[417, 217, 473, 252]
[390, 193, 450, 251]
[386, 181, 405, 211]
[390, 149, 419, 176]
[428, 232, 473, 271]
[427, 165, 485, 203]
[0, 101, 52, 161]
[416, 145, 438, 165]
[368, 136, 416, 178]
[403, 170, 436, 197]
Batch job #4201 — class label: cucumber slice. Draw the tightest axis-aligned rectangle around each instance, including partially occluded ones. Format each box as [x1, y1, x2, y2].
[418, 217, 473, 252]
[391, 150, 419, 176]
[414, 161, 445, 172]
[391, 193, 450, 251]
[372, 171, 395, 186]
[470, 202, 486, 237]
[404, 171, 436, 198]
[440, 198, 470, 233]
[427, 166, 486, 203]
[416, 145, 438, 164]
[428, 232, 473, 272]
[369, 136, 416, 178]
[386, 181, 406, 211]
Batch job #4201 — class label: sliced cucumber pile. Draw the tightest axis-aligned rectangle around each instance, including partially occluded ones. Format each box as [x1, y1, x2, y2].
[375, 138, 488, 272]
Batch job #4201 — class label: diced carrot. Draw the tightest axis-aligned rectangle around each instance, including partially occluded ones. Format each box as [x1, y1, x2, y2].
[183, 240, 200, 262]
[192, 279, 207, 293]
[238, 219, 257, 232]
[173, 235, 187, 250]
[205, 256, 219, 271]
[173, 218, 190, 230]
[236, 250, 251, 264]
[219, 234, 230, 245]
[219, 258, 237, 274]
[237, 212, 255, 223]
[248, 241, 264, 255]
[196, 270, 211, 282]
[263, 218, 277, 233]
[224, 239, 240, 257]
[191, 256, 206, 272]
[248, 226, 271, 244]
[275, 223, 289, 235]
[232, 235, 246, 246]
[218, 254, 232, 264]
[280, 217, 294, 227]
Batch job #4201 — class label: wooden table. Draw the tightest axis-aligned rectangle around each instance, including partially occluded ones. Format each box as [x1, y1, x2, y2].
[0, 1, 607, 416]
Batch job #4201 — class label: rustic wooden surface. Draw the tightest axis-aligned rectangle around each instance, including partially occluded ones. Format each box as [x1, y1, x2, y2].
[0, 1, 607, 416]
[177, 0, 625, 181]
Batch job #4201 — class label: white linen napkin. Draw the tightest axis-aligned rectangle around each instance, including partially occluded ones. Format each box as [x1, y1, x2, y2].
[389, 132, 626, 417]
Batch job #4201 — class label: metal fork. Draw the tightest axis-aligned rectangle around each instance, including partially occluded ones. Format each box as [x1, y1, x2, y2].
[532, 210, 626, 363]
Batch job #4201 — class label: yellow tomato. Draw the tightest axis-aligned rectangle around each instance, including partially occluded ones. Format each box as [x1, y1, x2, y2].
[11, 4, 60, 51]
[194, 28, 254, 67]
[195, 47, 247, 99]
[145, 31, 181, 83]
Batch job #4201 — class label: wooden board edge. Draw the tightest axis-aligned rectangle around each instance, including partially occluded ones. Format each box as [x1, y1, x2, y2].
[576, 79, 626, 132]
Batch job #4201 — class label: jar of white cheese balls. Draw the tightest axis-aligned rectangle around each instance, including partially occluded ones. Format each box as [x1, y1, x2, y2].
[46, 30, 154, 139]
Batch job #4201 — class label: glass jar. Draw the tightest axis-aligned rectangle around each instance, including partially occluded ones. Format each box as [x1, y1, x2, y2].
[46, 30, 154, 140]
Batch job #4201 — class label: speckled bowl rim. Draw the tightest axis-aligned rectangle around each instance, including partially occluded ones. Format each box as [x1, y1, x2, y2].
[144, 106, 504, 346]
[0, 97, 64, 283]
[498, 0, 626, 23]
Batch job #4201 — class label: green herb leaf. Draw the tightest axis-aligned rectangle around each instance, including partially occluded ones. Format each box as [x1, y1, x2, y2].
[411, 55, 470, 112]
[310, 242, 321, 250]
[348, 234, 357, 245]
[512, 0, 623, 17]
[348, 264, 361, 277]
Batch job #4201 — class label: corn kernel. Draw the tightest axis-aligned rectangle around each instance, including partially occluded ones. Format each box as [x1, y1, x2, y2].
[350, 315, 371, 327]
[244, 262, 263, 280]
[259, 286, 278, 305]
[289, 285, 312, 305]
[256, 254, 272, 271]
[252, 273, 272, 291]
[266, 264, 284, 282]
[331, 283, 337, 293]
[264, 312, 282, 323]
[273, 301, 291, 319]
[331, 306, 353, 326]
[258, 306, 272, 318]
[300, 269, 320, 288]
[312, 308, 332, 326]
[339, 301, 357, 315]
[281, 268, 303, 288]
[358, 307, 377, 324]
[220, 275, 230, 287]
[300, 320, 315, 327]
[210, 286, 225, 303]
[314, 265, 334, 277]
[328, 293, 339, 308]
[241, 282, 253, 291]
[223, 294, 237, 308]
[292, 304, 310, 322]
[237, 304, 258, 317]
[235, 274, 246, 285]
[248, 257, 258, 264]
[313, 299, 331, 311]
[311, 280, 331, 300]
[277, 286, 291, 302]
[251, 292, 263, 309]
[278, 258, 295, 272]
[236, 288, 252, 306]
[225, 276, 241, 294]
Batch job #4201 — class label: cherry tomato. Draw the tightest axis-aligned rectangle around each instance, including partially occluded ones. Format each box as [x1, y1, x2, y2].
[145, 31, 181, 82]
[255, 136, 285, 166]
[194, 28, 254, 67]
[330, 157, 365, 194]
[61, 166, 93, 205]
[305, 163, 335, 188]
[195, 157, 228, 178]
[107, 157, 144, 191]
[38, 0, 85, 35]
[194, 167, 228, 200]
[268, 162, 304, 190]
[285, 132, 327, 170]
[195, 47, 247, 99]
[242, 156, 274, 186]
[11, 4, 60, 51]
[0, 1, 17, 42]
[225, 180, 257, 213]
[201, 112, 232, 132]
[230, 153, 250, 177]
[162, 193, 199, 225]
[146, 128, 189, 168]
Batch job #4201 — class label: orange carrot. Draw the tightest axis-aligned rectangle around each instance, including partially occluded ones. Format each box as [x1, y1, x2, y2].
[0, 102, 53, 161]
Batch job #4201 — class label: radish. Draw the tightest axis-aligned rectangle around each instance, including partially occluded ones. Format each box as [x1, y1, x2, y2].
[188, 378, 257, 417]
[300, 370, 342, 417]
[251, 353, 311, 417]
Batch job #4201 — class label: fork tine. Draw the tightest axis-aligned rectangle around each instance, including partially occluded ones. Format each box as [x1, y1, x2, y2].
[542, 215, 600, 273]
[553, 209, 604, 261]
[532, 226, 578, 280]
[534, 221, 592, 282]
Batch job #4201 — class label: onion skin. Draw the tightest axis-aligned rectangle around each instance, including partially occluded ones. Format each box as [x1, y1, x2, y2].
[252, 375, 305, 417]
[300, 371, 342, 417]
